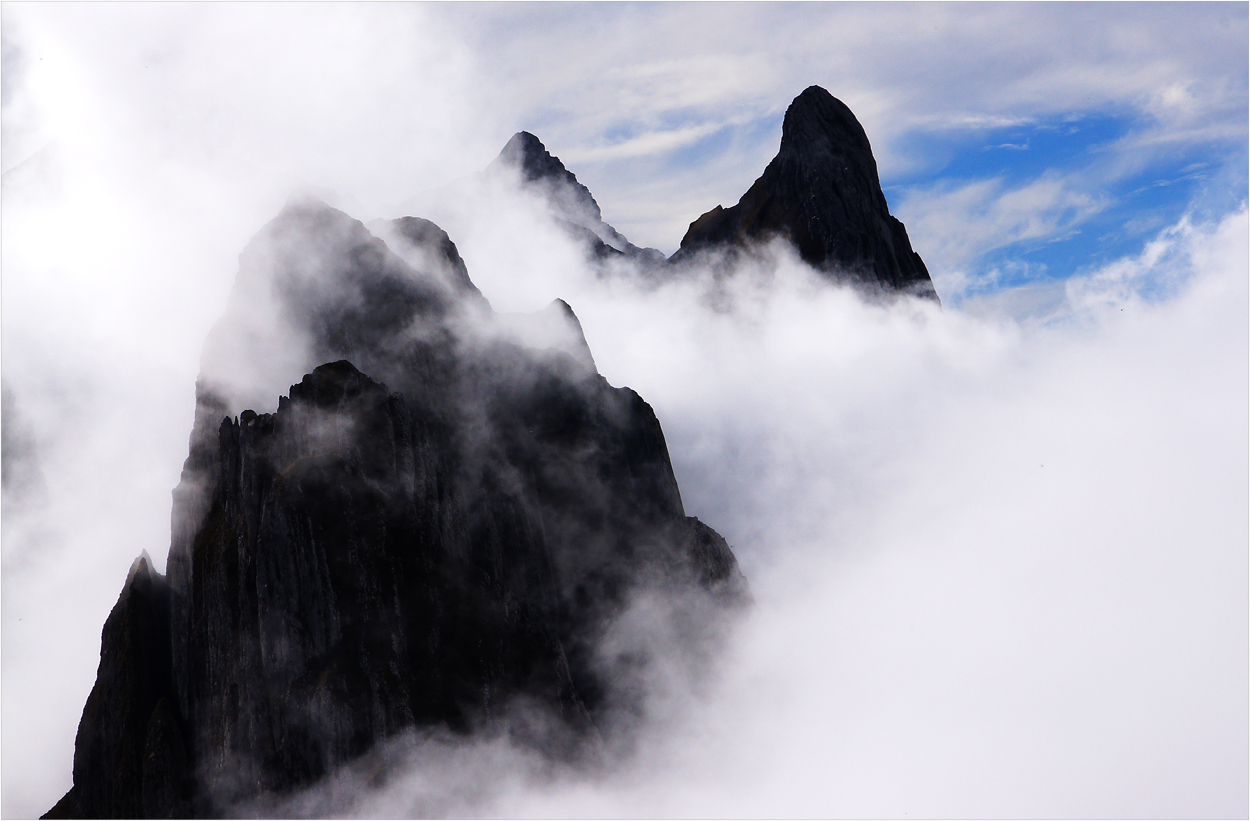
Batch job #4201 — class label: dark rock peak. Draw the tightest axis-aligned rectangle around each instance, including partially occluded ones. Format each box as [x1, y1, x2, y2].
[775, 87, 891, 220]
[482, 298, 599, 377]
[52, 195, 745, 816]
[781, 85, 875, 161]
[550, 296, 574, 314]
[384, 216, 482, 299]
[543, 298, 596, 370]
[285, 359, 385, 409]
[501, 132, 587, 192]
[675, 85, 938, 301]
[491, 132, 666, 264]
[246, 197, 459, 326]
[494, 131, 604, 222]
[125, 550, 158, 585]
[44, 547, 190, 819]
[197, 198, 481, 429]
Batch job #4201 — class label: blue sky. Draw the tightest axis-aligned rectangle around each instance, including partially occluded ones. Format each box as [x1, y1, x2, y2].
[4, 3, 1244, 313]
[442, 2, 1248, 311]
[892, 109, 1247, 303]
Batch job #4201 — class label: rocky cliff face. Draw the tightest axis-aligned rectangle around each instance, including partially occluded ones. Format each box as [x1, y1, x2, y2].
[45, 557, 190, 819]
[673, 86, 938, 300]
[47, 200, 744, 818]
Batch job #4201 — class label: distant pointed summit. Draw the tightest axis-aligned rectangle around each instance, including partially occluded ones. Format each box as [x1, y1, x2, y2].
[676, 86, 937, 300]
[498, 132, 583, 189]
[494, 131, 606, 222]
[491, 132, 666, 263]
[780, 85, 875, 157]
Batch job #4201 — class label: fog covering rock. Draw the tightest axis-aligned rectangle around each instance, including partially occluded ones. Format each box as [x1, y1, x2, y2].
[45, 86, 941, 818]
[395, 130, 666, 269]
[393, 88, 932, 301]
[673, 86, 938, 300]
[488, 131, 667, 265]
[45, 199, 746, 818]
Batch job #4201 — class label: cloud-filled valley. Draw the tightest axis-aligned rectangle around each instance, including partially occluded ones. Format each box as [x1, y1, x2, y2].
[2, 4, 1246, 818]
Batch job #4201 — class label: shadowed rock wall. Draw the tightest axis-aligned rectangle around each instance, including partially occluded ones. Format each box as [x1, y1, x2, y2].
[48, 200, 744, 818]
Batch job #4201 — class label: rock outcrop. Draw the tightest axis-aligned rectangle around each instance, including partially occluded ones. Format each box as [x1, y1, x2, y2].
[673, 86, 938, 300]
[45, 556, 190, 819]
[47, 199, 744, 818]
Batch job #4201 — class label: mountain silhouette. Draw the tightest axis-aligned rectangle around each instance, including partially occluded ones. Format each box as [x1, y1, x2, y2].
[673, 86, 937, 299]
[46, 199, 744, 818]
[489, 131, 666, 263]
[46, 84, 935, 819]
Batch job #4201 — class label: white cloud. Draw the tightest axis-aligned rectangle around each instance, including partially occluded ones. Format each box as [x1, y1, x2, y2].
[405, 3, 1247, 251]
[896, 173, 1109, 297]
[953, 201, 1249, 325]
[208, 207, 1248, 819]
[6, 3, 1243, 256]
[561, 122, 727, 164]
[1, 5, 1246, 817]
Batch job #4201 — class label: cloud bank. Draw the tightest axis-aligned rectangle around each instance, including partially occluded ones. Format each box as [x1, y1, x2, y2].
[179, 205, 1248, 819]
[2, 4, 1246, 818]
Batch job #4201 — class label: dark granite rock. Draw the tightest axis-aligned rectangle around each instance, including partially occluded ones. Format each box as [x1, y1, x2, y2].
[490, 132, 666, 264]
[674, 86, 938, 301]
[43, 556, 193, 819]
[179, 360, 605, 804]
[53, 200, 745, 817]
[367, 215, 483, 301]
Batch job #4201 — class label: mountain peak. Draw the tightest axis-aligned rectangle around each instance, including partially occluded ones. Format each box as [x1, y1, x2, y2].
[49, 189, 745, 816]
[780, 86, 874, 159]
[497, 130, 576, 187]
[675, 85, 938, 300]
[490, 132, 665, 263]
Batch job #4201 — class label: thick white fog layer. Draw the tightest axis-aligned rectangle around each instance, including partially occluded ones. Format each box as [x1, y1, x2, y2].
[163, 206, 1247, 820]
[282, 206, 1244, 819]
[3, 4, 1246, 818]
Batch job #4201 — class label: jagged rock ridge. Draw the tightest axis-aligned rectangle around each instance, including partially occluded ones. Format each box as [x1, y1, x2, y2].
[45, 556, 188, 819]
[673, 85, 937, 299]
[48, 199, 745, 818]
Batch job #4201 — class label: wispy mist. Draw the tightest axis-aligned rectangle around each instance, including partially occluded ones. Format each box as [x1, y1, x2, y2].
[259, 199, 1242, 819]
[3, 4, 1246, 818]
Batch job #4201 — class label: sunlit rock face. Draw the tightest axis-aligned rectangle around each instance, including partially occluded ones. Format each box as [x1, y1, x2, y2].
[46, 200, 745, 818]
[674, 85, 938, 300]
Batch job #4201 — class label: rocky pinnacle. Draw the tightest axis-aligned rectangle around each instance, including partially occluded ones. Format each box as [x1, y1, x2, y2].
[675, 85, 938, 300]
